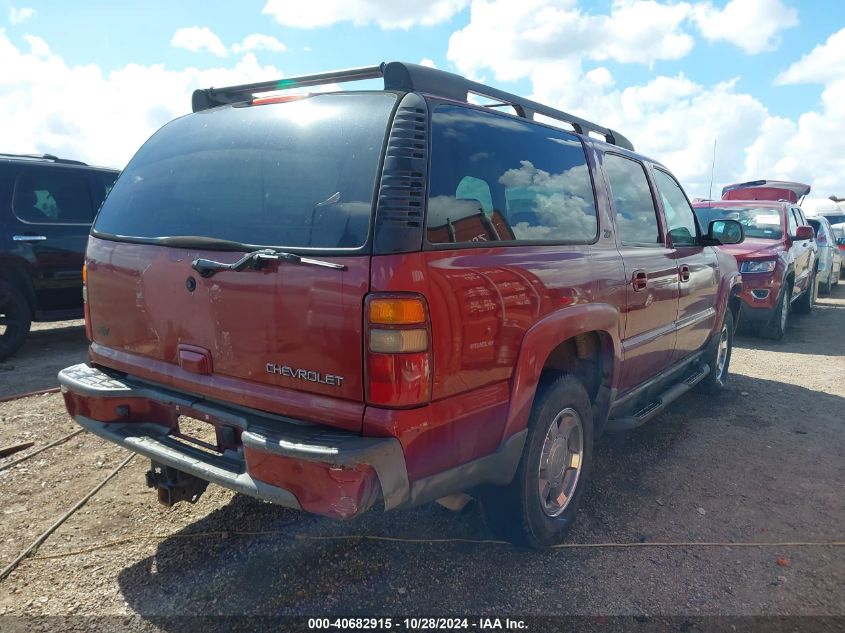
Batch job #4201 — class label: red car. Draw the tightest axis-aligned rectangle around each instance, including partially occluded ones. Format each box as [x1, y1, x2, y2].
[58, 62, 743, 548]
[693, 181, 818, 339]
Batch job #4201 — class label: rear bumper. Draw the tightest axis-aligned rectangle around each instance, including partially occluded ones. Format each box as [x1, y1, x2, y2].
[58, 363, 410, 519]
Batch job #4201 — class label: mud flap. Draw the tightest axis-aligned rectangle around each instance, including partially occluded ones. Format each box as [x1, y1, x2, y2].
[145, 461, 209, 506]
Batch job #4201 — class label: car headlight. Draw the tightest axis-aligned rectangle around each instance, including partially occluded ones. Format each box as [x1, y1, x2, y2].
[740, 260, 777, 273]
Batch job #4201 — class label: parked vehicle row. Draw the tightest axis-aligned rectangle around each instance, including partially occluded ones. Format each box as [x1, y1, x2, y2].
[692, 179, 841, 339]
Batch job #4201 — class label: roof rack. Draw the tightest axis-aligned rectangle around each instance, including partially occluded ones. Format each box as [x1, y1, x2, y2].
[0, 153, 88, 166]
[191, 61, 635, 151]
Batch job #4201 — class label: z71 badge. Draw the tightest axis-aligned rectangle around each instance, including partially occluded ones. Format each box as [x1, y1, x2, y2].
[266, 363, 344, 387]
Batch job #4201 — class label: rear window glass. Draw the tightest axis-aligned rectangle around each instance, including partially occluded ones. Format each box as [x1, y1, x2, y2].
[93, 93, 396, 249]
[427, 105, 598, 245]
[694, 206, 784, 240]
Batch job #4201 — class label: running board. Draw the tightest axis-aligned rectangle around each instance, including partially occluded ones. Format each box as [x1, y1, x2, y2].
[604, 364, 710, 432]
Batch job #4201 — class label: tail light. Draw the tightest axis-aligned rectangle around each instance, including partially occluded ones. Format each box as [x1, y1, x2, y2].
[364, 294, 432, 408]
[82, 263, 92, 341]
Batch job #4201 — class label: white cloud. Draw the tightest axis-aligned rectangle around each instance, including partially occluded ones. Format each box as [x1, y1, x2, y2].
[746, 79, 845, 194]
[443, 0, 845, 197]
[22, 33, 49, 56]
[262, 0, 470, 29]
[231, 33, 287, 54]
[9, 6, 34, 25]
[170, 26, 228, 58]
[529, 68, 772, 197]
[775, 27, 845, 85]
[693, 0, 797, 54]
[448, 0, 695, 82]
[523, 53, 845, 197]
[419, 57, 438, 68]
[0, 30, 288, 168]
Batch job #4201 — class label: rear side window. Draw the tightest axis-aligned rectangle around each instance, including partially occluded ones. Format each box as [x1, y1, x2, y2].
[604, 154, 661, 245]
[787, 209, 799, 235]
[13, 168, 94, 224]
[427, 105, 598, 245]
[94, 93, 396, 250]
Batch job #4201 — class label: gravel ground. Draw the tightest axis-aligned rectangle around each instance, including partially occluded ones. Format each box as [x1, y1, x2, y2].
[0, 320, 87, 399]
[0, 290, 843, 627]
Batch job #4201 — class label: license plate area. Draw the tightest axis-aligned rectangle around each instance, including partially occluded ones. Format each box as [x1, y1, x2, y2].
[173, 415, 222, 455]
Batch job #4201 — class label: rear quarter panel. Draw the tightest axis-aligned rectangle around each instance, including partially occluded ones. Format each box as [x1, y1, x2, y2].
[368, 244, 624, 479]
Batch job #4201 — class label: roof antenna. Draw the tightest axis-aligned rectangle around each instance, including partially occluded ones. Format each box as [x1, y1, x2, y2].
[708, 138, 717, 201]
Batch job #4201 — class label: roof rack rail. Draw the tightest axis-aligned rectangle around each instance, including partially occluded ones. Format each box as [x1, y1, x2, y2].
[0, 152, 88, 166]
[192, 61, 635, 151]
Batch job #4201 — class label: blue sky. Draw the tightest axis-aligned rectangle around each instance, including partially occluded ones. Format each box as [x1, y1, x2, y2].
[2, 0, 845, 197]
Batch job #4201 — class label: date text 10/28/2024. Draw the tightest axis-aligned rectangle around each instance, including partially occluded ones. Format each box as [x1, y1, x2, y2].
[308, 618, 528, 630]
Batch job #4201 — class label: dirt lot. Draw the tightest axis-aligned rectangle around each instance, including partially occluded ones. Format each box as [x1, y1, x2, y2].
[0, 289, 843, 627]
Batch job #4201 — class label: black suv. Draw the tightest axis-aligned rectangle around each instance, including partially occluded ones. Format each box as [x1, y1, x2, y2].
[0, 153, 119, 360]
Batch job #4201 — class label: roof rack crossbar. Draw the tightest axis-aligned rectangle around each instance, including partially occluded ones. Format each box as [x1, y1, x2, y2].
[191, 61, 634, 151]
[192, 65, 384, 112]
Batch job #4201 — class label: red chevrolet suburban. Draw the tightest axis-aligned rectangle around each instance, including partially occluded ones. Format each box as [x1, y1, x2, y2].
[59, 62, 743, 547]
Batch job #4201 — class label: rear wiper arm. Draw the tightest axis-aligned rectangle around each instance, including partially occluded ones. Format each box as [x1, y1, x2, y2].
[191, 248, 346, 278]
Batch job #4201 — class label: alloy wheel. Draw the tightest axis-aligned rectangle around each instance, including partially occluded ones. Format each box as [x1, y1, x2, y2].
[537, 407, 584, 517]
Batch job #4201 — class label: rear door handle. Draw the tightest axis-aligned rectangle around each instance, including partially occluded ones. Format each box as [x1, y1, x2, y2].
[631, 270, 648, 292]
[679, 265, 691, 282]
[12, 235, 47, 242]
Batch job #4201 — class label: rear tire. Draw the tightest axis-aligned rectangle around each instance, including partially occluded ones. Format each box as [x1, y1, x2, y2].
[793, 270, 816, 314]
[695, 311, 733, 394]
[481, 374, 593, 549]
[760, 285, 789, 340]
[0, 281, 32, 361]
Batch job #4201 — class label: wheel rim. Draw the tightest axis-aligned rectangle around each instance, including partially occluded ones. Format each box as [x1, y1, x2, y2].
[537, 407, 584, 517]
[0, 289, 25, 341]
[715, 322, 729, 379]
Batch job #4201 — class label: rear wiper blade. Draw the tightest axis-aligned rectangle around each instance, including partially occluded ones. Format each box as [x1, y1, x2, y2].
[191, 248, 346, 278]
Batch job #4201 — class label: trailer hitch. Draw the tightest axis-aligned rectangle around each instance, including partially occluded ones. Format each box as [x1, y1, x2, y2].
[145, 461, 209, 506]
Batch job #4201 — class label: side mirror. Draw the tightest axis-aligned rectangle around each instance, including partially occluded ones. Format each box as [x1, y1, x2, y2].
[704, 219, 744, 245]
[793, 225, 815, 241]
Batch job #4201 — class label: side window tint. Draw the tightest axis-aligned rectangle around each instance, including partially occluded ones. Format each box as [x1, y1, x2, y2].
[427, 105, 598, 245]
[13, 169, 94, 224]
[604, 154, 660, 245]
[91, 171, 119, 210]
[653, 168, 698, 246]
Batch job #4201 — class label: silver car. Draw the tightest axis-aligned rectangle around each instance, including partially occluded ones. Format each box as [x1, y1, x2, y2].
[807, 215, 842, 295]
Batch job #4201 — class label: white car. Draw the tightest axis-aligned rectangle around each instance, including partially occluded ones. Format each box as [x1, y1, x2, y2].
[802, 197, 845, 226]
[806, 215, 842, 294]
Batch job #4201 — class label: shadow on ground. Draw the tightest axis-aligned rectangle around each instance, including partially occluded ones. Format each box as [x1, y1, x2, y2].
[733, 283, 845, 357]
[117, 375, 845, 621]
[0, 322, 87, 398]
